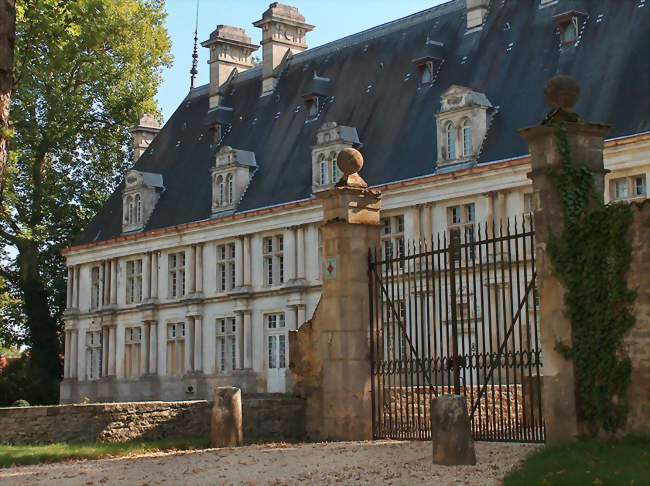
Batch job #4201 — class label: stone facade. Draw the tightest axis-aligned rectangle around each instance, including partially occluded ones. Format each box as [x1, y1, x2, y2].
[624, 200, 650, 435]
[0, 396, 305, 446]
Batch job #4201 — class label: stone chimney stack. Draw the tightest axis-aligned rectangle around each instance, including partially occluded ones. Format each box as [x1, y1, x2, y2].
[201, 25, 259, 108]
[131, 114, 161, 161]
[466, 0, 489, 30]
[253, 3, 314, 94]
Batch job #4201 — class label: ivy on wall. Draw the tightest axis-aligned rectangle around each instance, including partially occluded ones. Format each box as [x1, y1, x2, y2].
[548, 125, 636, 435]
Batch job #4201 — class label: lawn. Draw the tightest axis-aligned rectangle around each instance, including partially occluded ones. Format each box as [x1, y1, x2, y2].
[504, 436, 650, 485]
[0, 437, 209, 468]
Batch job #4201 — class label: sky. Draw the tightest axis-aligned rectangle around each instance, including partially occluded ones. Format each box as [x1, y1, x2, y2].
[157, 0, 447, 121]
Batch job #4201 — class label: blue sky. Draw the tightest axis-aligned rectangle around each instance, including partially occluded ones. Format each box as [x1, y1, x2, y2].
[156, 0, 446, 121]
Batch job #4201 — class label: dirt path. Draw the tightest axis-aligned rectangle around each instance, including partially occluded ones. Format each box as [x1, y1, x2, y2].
[0, 440, 537, 485]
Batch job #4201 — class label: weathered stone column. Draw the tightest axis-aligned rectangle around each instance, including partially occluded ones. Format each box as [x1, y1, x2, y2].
[520, 76, 610, 445]
[289, 148, 380, 441]
[142, 252, 151, 300]
[193, 316, 203, 372]
[243, 311, 252, 369]
[63, 331, 71, 378]
[70, 330, 78, 379]
[234, 237, 244, 288]
[284, 227, 297, 283]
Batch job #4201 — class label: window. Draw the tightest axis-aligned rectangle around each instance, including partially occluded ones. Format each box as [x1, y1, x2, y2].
[126, 195, 134, 225]
[305, 96, 319, 119]
[91, 265, 102, 309]
[611, 174, 647, 201]
[166, 322, 185, 376]
[318, 154, 329, 185]
[216, 175, 224, 207]
[85, 331, 102, 380]
[523, 192, 536, 224]
[381, 215, 405, 265]
[446, 122, 457, 160]
[226, 174, 234, 204]
[383, 300, 407, 362]
[418, 60, 434, 84]
[216, 243, 236, 293]
[134, 194, 142, 223]
[560, 17, 578, 45]
[447, 203, 476, 261]
[462, 119, 473, 157]
[330, 151, 340, 184]
[263, 235, 284, 287]
[124, 327, 142, 379]
[266, 313, 286, 371]
[168, 252, 186, 298]
[126, 259, 143, 304]
[216, 317, 237, 373]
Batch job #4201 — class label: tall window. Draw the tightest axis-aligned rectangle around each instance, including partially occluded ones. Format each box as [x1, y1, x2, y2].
[216, 243, 236, 293]
[462, 119, 473, 157]
[266, 313, 286, 371]
[126, 195, 134, 225]
[318, 154, 328, 186]
[168, 252, 186, 298]
[85, 331, 102, 380]
[226, 174, 234, 204]
[126, 259, 143, 304]
[330, 151, 339, 184]
[381, 215, 405, 265]
[134, 194, 142, 223]
[446, 122, 457, 160]
[447, 203, 476, 260]
[166, 322, 185, 376]
[216, 317, 237, 373]
[124, 327, 142, 379]
[91, 265, 102, 309]
[263, 235, 284, 287]
[215, 175, 224, 206]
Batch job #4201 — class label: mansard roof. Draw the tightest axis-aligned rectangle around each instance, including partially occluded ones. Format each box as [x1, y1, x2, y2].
[76, 0, 650, 245]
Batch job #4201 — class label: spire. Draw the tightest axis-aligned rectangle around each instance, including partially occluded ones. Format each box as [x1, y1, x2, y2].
[190, 0, 200, 89]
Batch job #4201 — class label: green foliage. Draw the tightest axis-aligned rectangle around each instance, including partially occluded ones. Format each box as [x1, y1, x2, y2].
[0, 437, 209, 468]
[10, 399, 29, 407]
[504, 436, 650, 485]
[0, 0, 171, 403]
[548, 126, 636, 434]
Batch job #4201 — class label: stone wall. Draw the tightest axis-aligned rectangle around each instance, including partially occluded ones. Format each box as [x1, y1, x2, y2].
[624, 200, 650, 435]
[0, 395, 305, 445]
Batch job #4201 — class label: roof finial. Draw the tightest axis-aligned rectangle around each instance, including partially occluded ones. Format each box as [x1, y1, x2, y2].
[190, 0, 200, 89]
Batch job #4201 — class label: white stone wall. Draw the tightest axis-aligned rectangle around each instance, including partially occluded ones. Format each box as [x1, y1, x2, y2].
[61, 135, 650, 402]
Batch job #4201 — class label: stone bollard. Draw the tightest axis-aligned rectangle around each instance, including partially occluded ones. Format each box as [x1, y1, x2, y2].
[210, 386, 243, 447]
[431, 395, 476, 465]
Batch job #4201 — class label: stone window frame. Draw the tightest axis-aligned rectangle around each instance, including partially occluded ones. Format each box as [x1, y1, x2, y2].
[380, 214, 405, 264]
[610, 174, 647, 201]
[445, 121, 457, 160]
[263, 234, 284, 287]
[216, 242, 236, 293]
[166, 322, 185, 376]
[85, 330, 102, 381]
[447, 202, 476, 261]
[124, 326, 142, 379]
[318, 153, 329, 185]
[462, 118, 473, 157]
[265, 312, 287, 371]
[90, 264, 103, 310]
[168, 251, 186, 299]
[216, 316, 237, 374]
[125, 259, 143, 304]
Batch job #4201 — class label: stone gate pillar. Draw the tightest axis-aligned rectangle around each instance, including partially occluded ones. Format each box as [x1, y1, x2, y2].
[289, 148, 381, 441]
[520, 76, 610, 445]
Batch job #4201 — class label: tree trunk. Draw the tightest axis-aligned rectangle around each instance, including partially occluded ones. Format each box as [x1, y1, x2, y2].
[17, 239, 61, 383]
[0, 0, 16, 202]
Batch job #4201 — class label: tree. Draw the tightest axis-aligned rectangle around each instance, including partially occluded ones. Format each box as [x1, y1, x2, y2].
[0, 0, 15, 201]
[0, 0, 171, 403]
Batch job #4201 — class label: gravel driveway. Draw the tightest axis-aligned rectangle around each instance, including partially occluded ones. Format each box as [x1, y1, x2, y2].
[0, 440, 538, 485]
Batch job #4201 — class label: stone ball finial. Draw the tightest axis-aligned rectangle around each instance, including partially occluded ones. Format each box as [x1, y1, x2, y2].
[544, 75, 580, 111]
[337, 148, 364, 176]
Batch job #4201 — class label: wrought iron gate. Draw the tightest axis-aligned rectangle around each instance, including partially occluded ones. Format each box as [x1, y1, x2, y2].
[368, 217, 545, 443]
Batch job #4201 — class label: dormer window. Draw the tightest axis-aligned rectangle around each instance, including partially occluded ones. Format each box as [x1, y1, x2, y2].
[226, 174, 234, 204]
[305, 96, 319, 119]
[554, 11, 586, 47]
[418, 60, 435, 84]
[311, 122, 361, 193]
[122, 170, 164, 233]
[318, 154, 328, 185]
[435, 85, 493, 167]
[302, 74, 331, 122]
[211, 146, 257, 215]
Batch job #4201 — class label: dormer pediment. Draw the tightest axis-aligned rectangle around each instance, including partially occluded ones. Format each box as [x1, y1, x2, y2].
[214, 146, 257, 170]
[440, 85, 493, 113]
[211, 147, 257, 215]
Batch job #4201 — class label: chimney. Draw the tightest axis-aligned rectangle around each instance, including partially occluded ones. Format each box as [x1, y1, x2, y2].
[201, 25, 258, 108]
[131, 114, 161, 161]
[466, 0, 489, 30]
[253, 3, 314, 94]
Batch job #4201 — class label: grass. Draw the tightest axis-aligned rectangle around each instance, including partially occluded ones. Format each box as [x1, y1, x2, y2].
[0, 436, 210, 468]
[504, 436, 650, 485]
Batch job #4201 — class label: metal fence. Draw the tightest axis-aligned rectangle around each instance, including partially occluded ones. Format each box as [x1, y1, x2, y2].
[368, 217, 545, 443]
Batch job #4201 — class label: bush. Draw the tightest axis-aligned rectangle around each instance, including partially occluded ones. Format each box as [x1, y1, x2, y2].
[11, 399, 29, 407]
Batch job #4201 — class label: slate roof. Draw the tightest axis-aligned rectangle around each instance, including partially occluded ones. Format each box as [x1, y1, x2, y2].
[76, 0, 650, 245]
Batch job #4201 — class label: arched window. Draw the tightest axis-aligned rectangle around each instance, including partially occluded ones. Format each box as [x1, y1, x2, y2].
[446, 122, 457, 160]
[462, 119, 473, 157]
[560, 17, 578, 45]
[330, 151, 339, 184]
[226, 174, 234, 204]
[216, 175, 224, 206]
[134, 194, 142, 223]
[318, 154, 328, 185]
[126, 195, 134, 225]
